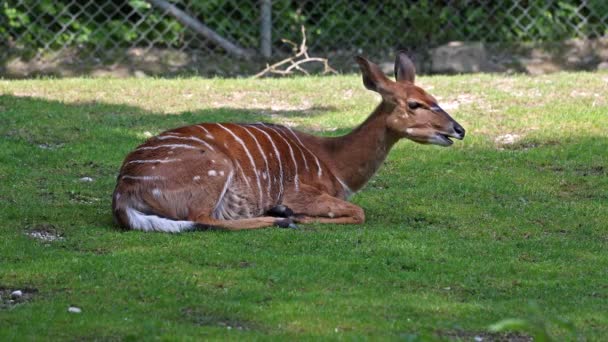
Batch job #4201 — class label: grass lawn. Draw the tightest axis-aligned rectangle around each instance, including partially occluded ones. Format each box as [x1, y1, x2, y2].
[1, 72, 607, 340]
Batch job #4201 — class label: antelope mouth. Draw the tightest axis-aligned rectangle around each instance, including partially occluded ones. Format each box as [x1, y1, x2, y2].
[435, 133, 454, 146]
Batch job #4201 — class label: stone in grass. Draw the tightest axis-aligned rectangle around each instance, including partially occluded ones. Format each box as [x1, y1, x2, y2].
[79, 177, 94, 182]
[11, 290, 23, 299]
[68, 306, 82, 313]
[495, 133, 521, 145]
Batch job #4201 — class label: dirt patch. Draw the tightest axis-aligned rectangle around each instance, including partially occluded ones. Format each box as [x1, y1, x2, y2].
[576, 166, 606, 177]
[68, 191, 101, 204]
[181, 307, 258, 331]
[25, 223, 64, 242]
[438, 330, 532, 341]
[543, 165, 606, 177]
[0, 286, 38, 309]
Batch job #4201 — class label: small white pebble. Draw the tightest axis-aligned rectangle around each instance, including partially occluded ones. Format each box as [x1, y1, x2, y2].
[10, 290, 23, 299]
[68, 306, 82, 313]
[143, 131, 153, 137]
[474, 336, 483, 342]
[79, 177, 93, 182]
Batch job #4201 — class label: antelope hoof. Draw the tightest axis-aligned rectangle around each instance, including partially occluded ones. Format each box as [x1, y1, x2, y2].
[267, 205, 294, 218]
[274, 218, 299, 229]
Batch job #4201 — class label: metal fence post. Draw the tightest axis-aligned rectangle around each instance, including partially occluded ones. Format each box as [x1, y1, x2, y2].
[260, 0, 272, 58]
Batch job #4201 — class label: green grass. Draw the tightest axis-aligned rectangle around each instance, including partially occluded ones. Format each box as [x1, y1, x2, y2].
[1, 73, 607, 340]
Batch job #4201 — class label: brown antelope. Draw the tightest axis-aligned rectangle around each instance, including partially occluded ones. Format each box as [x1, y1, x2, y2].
[112, 52, 465, 232]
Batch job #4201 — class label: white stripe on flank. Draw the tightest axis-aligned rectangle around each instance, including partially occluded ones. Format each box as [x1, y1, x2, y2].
[156, 134, 215, 151]
[248, 125, 284, 201]
[196, 125, 215, 139]
[234, 161, 251, 189]
[241, 126, 271, 201]
[213, 169, 234, 218]
[127, 159, 181, 165]
[122, 175, 165, 181]
[284, 126, 323, 177]
[217, 123, 263, 205]
[136, 144, 198, 151]
[278, 127, 308, 172]
[336, 177, 354, 199]
[262, 124, 299, 192]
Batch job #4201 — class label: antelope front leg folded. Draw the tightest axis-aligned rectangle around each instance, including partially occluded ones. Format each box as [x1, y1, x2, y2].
[283, 184, 365, 224]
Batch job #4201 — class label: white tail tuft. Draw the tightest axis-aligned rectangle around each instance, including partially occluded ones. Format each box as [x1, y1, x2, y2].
[125, 207, 195, 233]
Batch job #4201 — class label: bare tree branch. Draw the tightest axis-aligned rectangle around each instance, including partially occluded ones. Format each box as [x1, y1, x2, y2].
[147, 0, 254, 60]
[253, 26, 337, 78]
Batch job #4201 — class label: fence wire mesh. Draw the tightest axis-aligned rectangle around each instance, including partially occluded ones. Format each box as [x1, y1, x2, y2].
[1, 0, 607, 77]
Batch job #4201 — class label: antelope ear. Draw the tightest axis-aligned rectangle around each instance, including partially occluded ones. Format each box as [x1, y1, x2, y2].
[355, 56, 390, 93]
[394, 51, 416, 83]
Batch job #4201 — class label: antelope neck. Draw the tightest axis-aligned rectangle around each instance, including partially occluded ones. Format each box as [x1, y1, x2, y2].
[322, 101, 400, 192]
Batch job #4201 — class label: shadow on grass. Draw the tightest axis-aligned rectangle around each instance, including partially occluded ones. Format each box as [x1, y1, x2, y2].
[1, 93, 607, 228]
[1, 94, 607, 339]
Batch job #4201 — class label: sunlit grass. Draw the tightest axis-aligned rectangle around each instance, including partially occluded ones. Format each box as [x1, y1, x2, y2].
[0, 72, 607, 340]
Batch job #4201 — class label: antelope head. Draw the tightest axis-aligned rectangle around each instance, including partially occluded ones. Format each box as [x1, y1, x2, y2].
[355, 52, 465, 146]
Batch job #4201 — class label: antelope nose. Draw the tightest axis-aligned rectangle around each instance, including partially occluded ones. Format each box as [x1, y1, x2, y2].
[453, 124, 465, 139]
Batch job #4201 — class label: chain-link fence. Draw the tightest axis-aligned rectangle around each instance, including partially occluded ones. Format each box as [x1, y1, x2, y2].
[1, 0, 607, 77]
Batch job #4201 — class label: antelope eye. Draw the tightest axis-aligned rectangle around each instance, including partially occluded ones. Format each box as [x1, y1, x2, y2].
[407, 101, 422, 110]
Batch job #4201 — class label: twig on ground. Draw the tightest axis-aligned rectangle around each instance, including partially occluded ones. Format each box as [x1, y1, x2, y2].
[253, 26, 337, 78]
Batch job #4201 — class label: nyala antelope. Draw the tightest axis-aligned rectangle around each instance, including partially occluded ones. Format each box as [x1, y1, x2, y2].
[112, 52, 465, 232]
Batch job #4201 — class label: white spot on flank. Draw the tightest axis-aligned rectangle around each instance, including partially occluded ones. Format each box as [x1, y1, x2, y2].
[328, 212, 335, 218]
[220, 170, 225, 176]
[152, 188, 162, 197]
[262, 172, 267, 180]
[193, 175, 201, 181]
[406, 128, 414, 134]
[217, 123, 264, 206]
[211, 159, 215, 163]
[208, 170, 217, 176]
[115, 193, 121, 200]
